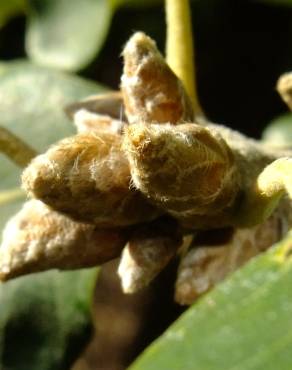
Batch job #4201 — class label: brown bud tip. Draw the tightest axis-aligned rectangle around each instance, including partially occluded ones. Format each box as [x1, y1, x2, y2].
[118, 217, 181, 293]
[0, 200, 127, 281]
[121, 32, 193, 124]
[123, 123, 239, 226]
[22, 132, 160, 227]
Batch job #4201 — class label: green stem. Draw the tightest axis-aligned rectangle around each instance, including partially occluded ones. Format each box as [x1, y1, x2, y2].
[0, 126, 37, 167]
[236, 158, 292, 226]
[165, 0, 202, 116]
[0, 188, 24, 205]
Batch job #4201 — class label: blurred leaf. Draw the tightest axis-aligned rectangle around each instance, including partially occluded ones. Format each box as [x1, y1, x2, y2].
[0, 63, 102, 369]
[130, 231, 292, 370]
[0, 61, 105, 233]
[26, 0, 112, 71]
[261, 112, 292, 148]
[0, 189, 24, 234]
[0, 190, 25, 239]
[0, 0, 26, 28]
[25, 0, 200, 70]
[0, 268, 98, 370]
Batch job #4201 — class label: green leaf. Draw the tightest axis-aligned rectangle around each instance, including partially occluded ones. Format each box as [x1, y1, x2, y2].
[0, 62, 104, 233]
[0, 189, 25, 236]
[261, 112, 292, 148]
[26, 0, 112, 71]
[0, 63, 102, 369]
[130, 231, 292, 370]
[0, 0, 26, 28]
[0, 268, 98, 370]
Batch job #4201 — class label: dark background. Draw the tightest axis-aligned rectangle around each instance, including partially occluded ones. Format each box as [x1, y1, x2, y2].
[94, 0, 292, 140]
[1, 0, 292, 138]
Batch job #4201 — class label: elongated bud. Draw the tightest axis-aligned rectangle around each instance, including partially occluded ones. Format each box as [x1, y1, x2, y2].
[123, 122, 239, 228]
[175, 200, 292, 305]
[118, 217, 181, 293]
[121, 32, 193, 124]
[65, 91, 125, 122]
[0, 200, 127, 281]
[22, 132, 160, 227]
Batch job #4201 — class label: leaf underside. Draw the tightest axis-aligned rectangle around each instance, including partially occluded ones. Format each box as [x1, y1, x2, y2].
[130, 231, 292, 370]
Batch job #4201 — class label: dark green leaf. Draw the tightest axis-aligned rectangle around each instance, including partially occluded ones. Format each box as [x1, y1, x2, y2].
[130, 231, 292, 370]
[0, 63, 103, 370]
[0, 268, 98, 370]
[26, 0, 112, 71]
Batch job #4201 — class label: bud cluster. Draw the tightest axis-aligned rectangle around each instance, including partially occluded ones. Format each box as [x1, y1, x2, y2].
[1, 32, 291, 304]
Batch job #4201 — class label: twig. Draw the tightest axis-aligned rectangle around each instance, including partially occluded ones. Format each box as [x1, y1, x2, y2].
[0, 126, 37, 167]
[236, 157, 292, 226]
[0, 188, 24, 205]
[165, 0, 202, 116]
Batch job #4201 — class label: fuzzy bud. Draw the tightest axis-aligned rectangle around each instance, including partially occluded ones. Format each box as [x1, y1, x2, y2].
[118, 217, 181, 293]
[22, 132, 160, 227]
[123, 122, 239, 228]
[0, 200, 127, 280]
[121, 32, 193, 124]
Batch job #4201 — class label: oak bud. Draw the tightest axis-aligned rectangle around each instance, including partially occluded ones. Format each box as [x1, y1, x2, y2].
[0, 200, 127, 280]
[118, 217, 181, 293]
[22, 132, 160, 227]
[123, 122, 239, 228]
[121, 32, 193, 124]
